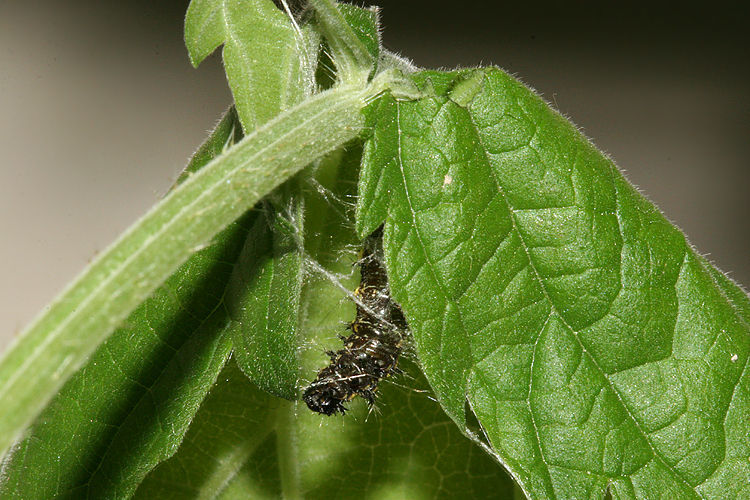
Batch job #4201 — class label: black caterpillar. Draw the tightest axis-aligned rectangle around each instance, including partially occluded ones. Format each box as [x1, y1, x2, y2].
[303, 227, 407, 415]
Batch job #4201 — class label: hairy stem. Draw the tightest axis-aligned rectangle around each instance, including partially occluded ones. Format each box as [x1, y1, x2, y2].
[309, 0, 374, 84]
[0, 83, 372, 455]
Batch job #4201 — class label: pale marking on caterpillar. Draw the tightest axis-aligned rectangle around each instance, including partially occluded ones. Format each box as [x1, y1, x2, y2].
[303, 227, 407, 415]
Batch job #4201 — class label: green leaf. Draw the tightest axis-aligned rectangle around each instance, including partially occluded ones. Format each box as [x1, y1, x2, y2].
[134, 150, 517, 497]
[133, 359, 283, 499]
[226, 189, 304, 400]
[309, 0, 376, 84]
[184, 0, 225, 67]
[358, 68, 750, 499]
[187, 0, 316, 399]
[0, 109, 248, 497]
[337, 3, 380, 64]
[185, 0, 319, 131]
[136, 359, 517, 499]
[0, 83, 369, 457]
[311, 3, 380, 92]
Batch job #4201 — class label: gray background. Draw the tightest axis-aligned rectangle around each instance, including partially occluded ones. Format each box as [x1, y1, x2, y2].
[1, 1, 749, 351]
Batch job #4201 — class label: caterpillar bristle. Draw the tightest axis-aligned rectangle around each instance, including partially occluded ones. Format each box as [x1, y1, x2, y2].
[303, 227, 407, 415]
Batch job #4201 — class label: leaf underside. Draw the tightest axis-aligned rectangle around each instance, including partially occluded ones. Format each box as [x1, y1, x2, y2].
[357, 68, 750, 499]
[134, 143, 516, 499]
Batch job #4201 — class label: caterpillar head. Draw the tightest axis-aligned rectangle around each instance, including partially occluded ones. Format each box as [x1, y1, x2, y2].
[303, 380, 349, 415]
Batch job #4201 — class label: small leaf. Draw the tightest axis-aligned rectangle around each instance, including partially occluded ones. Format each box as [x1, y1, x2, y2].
[359, 68, 750, 499]
[184, 0, 225, 67]
[185, 0, 318, 131]
[337, 3, 380, 64]
[312, 3, 380, 91]
[227, 190, 304, 400]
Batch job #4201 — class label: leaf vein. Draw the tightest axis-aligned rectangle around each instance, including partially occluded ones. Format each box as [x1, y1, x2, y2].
[462, 97, 703, 498]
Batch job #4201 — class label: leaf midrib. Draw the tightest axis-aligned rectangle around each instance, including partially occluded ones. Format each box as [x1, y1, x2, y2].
[457, 95, 703, 498]
[390, 98, 557, 498]
[392, 93, 703, 498]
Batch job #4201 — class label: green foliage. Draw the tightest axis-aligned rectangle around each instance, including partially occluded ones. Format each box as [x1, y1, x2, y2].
[309, 0, 376, 83]
[186, 0, 319, 132]
[226, 192, 304, 400]
[135, 152, 514, 498]
[1, 1, 747, 498]
[359, 68, 749, 498]
[0, 41, 366, 459]
[0, 107, 248, 498]
[186, 0, 317, 399]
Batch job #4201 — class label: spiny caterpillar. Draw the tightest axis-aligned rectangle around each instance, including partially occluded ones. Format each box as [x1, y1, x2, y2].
[303, 227, 407, 415]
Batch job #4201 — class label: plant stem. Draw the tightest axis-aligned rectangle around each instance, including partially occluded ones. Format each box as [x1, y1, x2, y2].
[309, 0, 374, 84]
[0, 83, 371, 456]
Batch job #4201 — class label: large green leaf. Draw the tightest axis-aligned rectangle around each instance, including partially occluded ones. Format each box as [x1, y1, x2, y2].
[358, 68, 749, 499]
[135, 146, 517, 498]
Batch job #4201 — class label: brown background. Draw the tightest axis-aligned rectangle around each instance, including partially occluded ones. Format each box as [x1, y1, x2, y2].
[1, 0, 748, 350]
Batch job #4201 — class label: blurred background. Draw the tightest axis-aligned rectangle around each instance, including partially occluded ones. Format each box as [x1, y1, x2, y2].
[1, 0, 749, 350]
